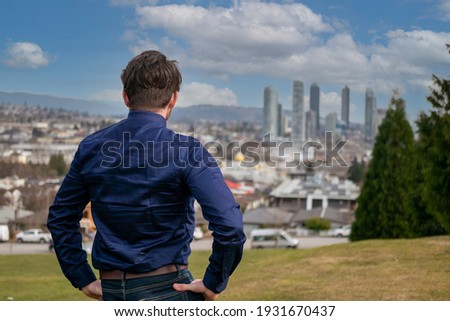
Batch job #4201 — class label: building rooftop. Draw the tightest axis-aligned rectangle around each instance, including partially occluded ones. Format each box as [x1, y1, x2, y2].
[270, 172, 359, 200]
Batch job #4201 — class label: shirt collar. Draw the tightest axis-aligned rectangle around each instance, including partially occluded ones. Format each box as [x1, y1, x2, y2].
[127, 110, 167, 127]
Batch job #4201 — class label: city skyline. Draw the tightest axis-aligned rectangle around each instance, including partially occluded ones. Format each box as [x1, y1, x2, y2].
[1, 0, 449, 124]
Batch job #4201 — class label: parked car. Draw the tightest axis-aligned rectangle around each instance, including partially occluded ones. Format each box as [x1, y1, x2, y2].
[250, 228, 299, 249]
[16, 229, 52, 243]
[332, 225, 351, 237]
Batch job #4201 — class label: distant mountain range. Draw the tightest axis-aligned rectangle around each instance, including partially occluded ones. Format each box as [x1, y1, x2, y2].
[0, 90, 264, 123]
[0, 91, 125, 116]
[171, 104, 263, 124]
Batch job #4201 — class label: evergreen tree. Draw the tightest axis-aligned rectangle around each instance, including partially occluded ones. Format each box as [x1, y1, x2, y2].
[415, 44, 450, 233]
[347, 157, 364, 184]
[48, 153, 67, 176]
[410, 129, 447, 236]
[351, 96, 415, 241]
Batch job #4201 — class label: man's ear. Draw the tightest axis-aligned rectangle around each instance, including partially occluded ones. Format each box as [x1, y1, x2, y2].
[169, 91, 178, 109]
[122, 90, 131, 108]
[166, 91, 178, 120]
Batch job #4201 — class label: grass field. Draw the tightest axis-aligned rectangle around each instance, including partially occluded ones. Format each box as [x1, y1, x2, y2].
[1, 236, 449, 301]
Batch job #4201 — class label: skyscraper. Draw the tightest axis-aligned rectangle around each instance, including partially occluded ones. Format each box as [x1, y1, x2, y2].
[310, 83, 320, 132]
[277, 103, 284, 137]
[263, 86, 279, 137]
[341, 85, 350, 126]
[365, 88, 377, 141]
[291, 80, 304, 146]
[325, 112, 338, 132]
[305, 110, 316, 139]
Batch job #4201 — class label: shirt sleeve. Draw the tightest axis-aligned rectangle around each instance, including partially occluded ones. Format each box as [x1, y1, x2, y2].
[183, 140, 246, 293]
[47, 149, 96, 289]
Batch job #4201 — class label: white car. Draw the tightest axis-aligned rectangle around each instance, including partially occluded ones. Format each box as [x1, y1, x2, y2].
[332, 225, 351, 238]
[16, 229, 52, 243]
[250, 229, 299, 249]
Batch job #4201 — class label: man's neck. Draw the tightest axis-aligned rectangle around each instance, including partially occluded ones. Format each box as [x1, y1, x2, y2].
[129, 107, 168, 120]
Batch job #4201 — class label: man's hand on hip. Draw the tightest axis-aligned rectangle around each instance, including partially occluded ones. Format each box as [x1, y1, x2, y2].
[81, 280, 102, 300]
[173, 279, 218, 301]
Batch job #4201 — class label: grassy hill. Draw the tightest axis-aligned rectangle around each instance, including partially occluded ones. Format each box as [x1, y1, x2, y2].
[1, 236, 449, 300]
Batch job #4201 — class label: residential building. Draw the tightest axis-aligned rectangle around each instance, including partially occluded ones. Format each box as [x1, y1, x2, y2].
[243, 172, 359, 232]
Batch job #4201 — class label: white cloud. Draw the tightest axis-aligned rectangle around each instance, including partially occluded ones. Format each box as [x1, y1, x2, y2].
[89, 89, 123, 102]
[120, 2, 450, 102]
[177, 82, 238, 107]
[135, 2, 331, 64]
[277, 33, 370, 82]
[318, 91, 342, 118]
[367, 29, 450, 94]
[128, 38, 160, 56]
[4, 42, 52, 69]
[439, 0, 450, 20]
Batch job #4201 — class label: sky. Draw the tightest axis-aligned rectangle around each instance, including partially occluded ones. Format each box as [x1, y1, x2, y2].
[0, 0, 449, 124]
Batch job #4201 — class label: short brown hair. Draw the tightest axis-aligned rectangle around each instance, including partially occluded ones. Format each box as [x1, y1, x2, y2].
[121, 50, 182, 111]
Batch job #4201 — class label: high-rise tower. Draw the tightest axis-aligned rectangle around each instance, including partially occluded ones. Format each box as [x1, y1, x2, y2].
[305, 110, 316, 139]
[263, 86, 279, 137]
[277, 103, 284, 137]
[341, 85, 350, 126]
[310, 83, 320, 132]
[365, 88, 377, 141]
[291, 80, 304, 146]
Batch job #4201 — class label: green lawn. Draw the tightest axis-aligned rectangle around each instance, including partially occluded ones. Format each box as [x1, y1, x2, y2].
[1, 236, 449, 300]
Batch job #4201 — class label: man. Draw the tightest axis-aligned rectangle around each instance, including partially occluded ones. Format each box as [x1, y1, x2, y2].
[47, 50, 246, 301]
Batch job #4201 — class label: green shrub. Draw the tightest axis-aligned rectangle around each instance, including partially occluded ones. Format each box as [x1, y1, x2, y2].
[305, 217, 331, 231]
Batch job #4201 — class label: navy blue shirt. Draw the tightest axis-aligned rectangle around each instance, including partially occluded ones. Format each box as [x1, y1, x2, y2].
[48, 111, 246, 293]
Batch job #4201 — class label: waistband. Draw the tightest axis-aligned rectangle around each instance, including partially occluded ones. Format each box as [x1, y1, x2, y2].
[100, 264, 188, 280]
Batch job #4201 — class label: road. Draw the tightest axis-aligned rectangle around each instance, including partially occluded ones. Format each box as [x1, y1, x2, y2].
[191, 236, 349, 250]
[0, 242, 52, 255]
[0, 236, 349, 255]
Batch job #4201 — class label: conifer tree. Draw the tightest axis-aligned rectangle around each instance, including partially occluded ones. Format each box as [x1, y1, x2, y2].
[351, 95, 415, 241]
[410, 129, 447, 236]
[347, 157, 364, 184]
[48, 153, 67, 176]
[415, 44, 450, 233]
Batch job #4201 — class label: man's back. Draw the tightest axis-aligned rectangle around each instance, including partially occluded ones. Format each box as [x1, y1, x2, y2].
[77, 111, 199, 273]
[48, 50, 245, 301]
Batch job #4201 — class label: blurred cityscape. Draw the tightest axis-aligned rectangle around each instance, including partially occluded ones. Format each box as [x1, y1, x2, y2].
[0, 82, 384, 239]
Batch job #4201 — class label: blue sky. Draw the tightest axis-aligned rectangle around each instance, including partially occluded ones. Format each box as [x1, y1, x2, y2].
[1, 0, 449, 124]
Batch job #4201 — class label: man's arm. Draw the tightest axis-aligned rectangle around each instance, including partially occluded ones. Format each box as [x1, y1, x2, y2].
[178, 140, 246, 295]
[47, 150, 97, 291]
